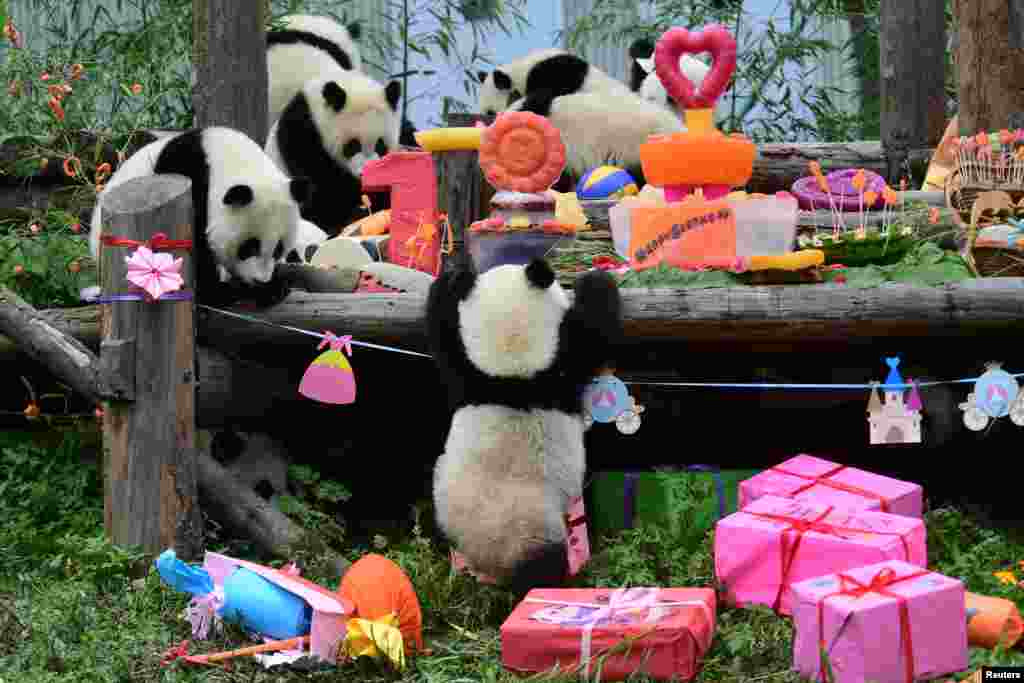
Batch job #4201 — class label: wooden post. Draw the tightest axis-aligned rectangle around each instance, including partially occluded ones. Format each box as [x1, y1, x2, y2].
[98, 174, 202, 562]
[193, 0, 269, 145]
[954, 0, 1024, 135]
[879, 0, 946, 184]
[439, 113, 494, 268]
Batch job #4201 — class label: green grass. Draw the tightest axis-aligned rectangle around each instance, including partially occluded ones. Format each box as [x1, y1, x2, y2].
[2, 431, 1023, 682]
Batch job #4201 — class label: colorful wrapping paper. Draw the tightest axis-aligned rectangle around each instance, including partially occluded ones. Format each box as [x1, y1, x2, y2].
[790, 560, 968, 683]
[737, 454, 923, 518]
[714, 495, 926, 615]
[451, 497, 589, 583]
[501, 587, 715, 681]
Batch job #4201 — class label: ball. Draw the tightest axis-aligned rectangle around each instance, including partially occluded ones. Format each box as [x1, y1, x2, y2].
[576, 166, 639, 200]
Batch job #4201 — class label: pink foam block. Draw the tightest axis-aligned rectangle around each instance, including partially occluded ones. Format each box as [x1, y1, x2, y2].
[713, 495, 926, 616]
[791, 560, 968, 683]
[451, 497, 590, 583]
[738, 454, 923, 518]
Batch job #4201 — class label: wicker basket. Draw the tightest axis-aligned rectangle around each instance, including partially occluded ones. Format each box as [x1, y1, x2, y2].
[944, 165, 1024, 277]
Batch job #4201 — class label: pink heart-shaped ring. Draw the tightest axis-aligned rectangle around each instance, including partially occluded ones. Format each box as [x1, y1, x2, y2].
[654, 24, 737, 110]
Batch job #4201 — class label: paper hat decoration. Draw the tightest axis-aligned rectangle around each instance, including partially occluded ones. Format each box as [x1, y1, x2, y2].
[299, 331, 356, 404]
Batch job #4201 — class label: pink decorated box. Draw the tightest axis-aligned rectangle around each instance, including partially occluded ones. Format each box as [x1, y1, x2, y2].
[714, 495, 926, 616]
[738, 454, 923, 518]
[501, 587, 715, 681]
[451, 497, 589, 583]
[791, 559, 968, 683]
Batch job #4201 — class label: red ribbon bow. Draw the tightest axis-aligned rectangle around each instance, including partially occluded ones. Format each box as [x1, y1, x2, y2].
[772, 463, 891, 512]
[816, 567, 930, 683]
[101, 232, 193, 250]
[743, 506, 912, 613]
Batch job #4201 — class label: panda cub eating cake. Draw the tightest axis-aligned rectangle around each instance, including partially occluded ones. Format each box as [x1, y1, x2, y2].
[427, 258, 623, 593]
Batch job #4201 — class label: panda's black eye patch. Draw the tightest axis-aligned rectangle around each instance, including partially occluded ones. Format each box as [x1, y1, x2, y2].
[343, 139, 361, 158]
[273, 241, 284, 260]
[375, 138, 388, 157]
[485, 109, 496, 117]
[286, 249, 301, 263]
[223, 184, 254, 207]
[238, 238, 260, 261]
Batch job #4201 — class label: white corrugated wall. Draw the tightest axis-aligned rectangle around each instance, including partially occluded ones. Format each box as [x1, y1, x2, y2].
[560, 0, 636, 84]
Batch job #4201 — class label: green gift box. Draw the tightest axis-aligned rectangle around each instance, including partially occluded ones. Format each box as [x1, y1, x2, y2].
[588, 467, 762, 543]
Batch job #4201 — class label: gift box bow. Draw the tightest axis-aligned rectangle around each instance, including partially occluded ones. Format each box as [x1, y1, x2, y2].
[525, 587, 713, 670]
[813, 567, 931, 683]
[769, 462, 891, 511]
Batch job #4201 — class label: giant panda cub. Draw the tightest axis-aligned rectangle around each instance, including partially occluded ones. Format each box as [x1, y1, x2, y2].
[477, 48, 632, 117]
[267, 14, 363, 125]
[508, 87, 684, 188]
[427, 258, 623, 593]
[628, 37, 710, 119]
[265, 70, 402, 236]
[89, 127, 312, 307]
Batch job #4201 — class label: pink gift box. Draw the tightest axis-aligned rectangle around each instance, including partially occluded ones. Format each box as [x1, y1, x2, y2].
[714, 495, 926, 616]
[791, 560, 968, 683]
[451, 497, 590, 584]
[738, 454, 923, 518]
[501, 587, 715, 681]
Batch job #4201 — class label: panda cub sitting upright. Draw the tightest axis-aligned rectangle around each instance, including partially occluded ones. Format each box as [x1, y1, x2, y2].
[89, 127, 312, 307]
[265, 71, 402, 236]
[426, 258, 623, 593]
[477, 48, 632, 117]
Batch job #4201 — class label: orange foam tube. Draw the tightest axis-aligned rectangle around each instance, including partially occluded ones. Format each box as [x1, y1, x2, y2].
[966, 591, 1023, 649]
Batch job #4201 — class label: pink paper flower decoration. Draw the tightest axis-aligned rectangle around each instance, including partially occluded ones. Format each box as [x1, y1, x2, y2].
[125, 245, 184, 300]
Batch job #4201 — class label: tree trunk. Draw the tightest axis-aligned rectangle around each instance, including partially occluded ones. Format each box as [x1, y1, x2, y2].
[879, 0, 947, 182]
[842, 0, 881, 139]
[96, 175, 203, 562]
[192, 0, 269, 144]
[954, 0, 1024, 135]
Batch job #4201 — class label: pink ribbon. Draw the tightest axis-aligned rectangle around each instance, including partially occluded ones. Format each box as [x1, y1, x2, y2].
[186, 588, 225, 639]
[525, 587, 712, 671]
[319, 331, 353, 355]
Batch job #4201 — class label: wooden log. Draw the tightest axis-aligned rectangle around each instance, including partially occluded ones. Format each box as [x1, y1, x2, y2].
[192, 279, 1024, 349]
[438, 113, 495, 266]
[97, 174, 203, 561]
[0, 286, 108, 403]
[747, 141, 934, 195]
[954, 0, 1024, 135]
[879, 0, 947, 180]
[192, 0, 269, 145]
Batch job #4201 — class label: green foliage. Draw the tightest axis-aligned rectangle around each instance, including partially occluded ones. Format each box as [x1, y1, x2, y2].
[0, 213, 95, 308]
[820, 241, 973, 288]
[277, 464, 352, 556]
[617, 264, 744, 288]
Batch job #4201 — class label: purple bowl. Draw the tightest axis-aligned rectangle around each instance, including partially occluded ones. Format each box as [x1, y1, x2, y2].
[791, 168, 887, 211]
[466, 229, 571, 273]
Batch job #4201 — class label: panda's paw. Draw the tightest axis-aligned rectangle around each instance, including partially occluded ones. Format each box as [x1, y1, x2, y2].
[241, 277, 292, 309]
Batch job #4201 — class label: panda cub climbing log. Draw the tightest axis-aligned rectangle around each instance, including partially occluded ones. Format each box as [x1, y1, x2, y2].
[426, 258, 623, 593]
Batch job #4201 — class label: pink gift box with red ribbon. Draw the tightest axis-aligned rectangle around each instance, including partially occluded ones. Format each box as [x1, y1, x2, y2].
[790, 559, 968, 683]
[451, 497, 590, 583]
[738, 454, 923, 518]
[714, 495, 926, 616]
[501, 587, 716, 681]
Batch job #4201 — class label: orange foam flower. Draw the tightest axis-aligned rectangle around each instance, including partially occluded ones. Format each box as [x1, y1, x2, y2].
[48, 97, 65, 121]
[62, 156, 81, 178]
[851, 169, 866, 192]
[929, 208, 940, 224]
[863, 190, 878, 206]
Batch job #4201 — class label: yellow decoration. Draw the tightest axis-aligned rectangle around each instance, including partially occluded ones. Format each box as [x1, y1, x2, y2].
[548, 190, 589, 228]
[342, 612, 407, 671]
[748, 249, 825, 272]
[684, 107, 714, 134]
[413, 127, 482, 152]
[507, 215, 531, 229]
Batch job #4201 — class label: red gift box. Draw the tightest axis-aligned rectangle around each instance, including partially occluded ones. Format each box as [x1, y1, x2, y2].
[501, 587, 715, 681]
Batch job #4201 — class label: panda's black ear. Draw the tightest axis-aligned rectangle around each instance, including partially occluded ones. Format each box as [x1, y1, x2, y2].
[477, 70, 489, 84]
[508, 89, 522, 106]
[346, 21, 362, 41]
[289, 177, 313, 205]
[384, 80, 401, 112]
[492, 70, 512, 91]
[223, 184, 254, 207]
[525, 258, 555, 290]
[323, 81, 347, 112]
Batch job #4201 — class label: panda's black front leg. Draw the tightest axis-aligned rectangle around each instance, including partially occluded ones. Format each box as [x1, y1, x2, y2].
[567, 269, 624, 377]
[238, 272, 293, 309]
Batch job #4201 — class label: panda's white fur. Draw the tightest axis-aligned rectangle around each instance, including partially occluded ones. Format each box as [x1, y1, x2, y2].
[285, 219, 329, 264]
[426, 259, 623, 593]
[265, 70, 401, 235]
[508, 88, 684, 186]
[267, 14, 362, 125]
[89, 126, 311, 306]
[477, 48, 632, 117]
[636, 54, 710, 117]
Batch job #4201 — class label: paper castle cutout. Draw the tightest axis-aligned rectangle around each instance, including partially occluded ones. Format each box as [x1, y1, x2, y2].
[867, 357, 922, 445]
